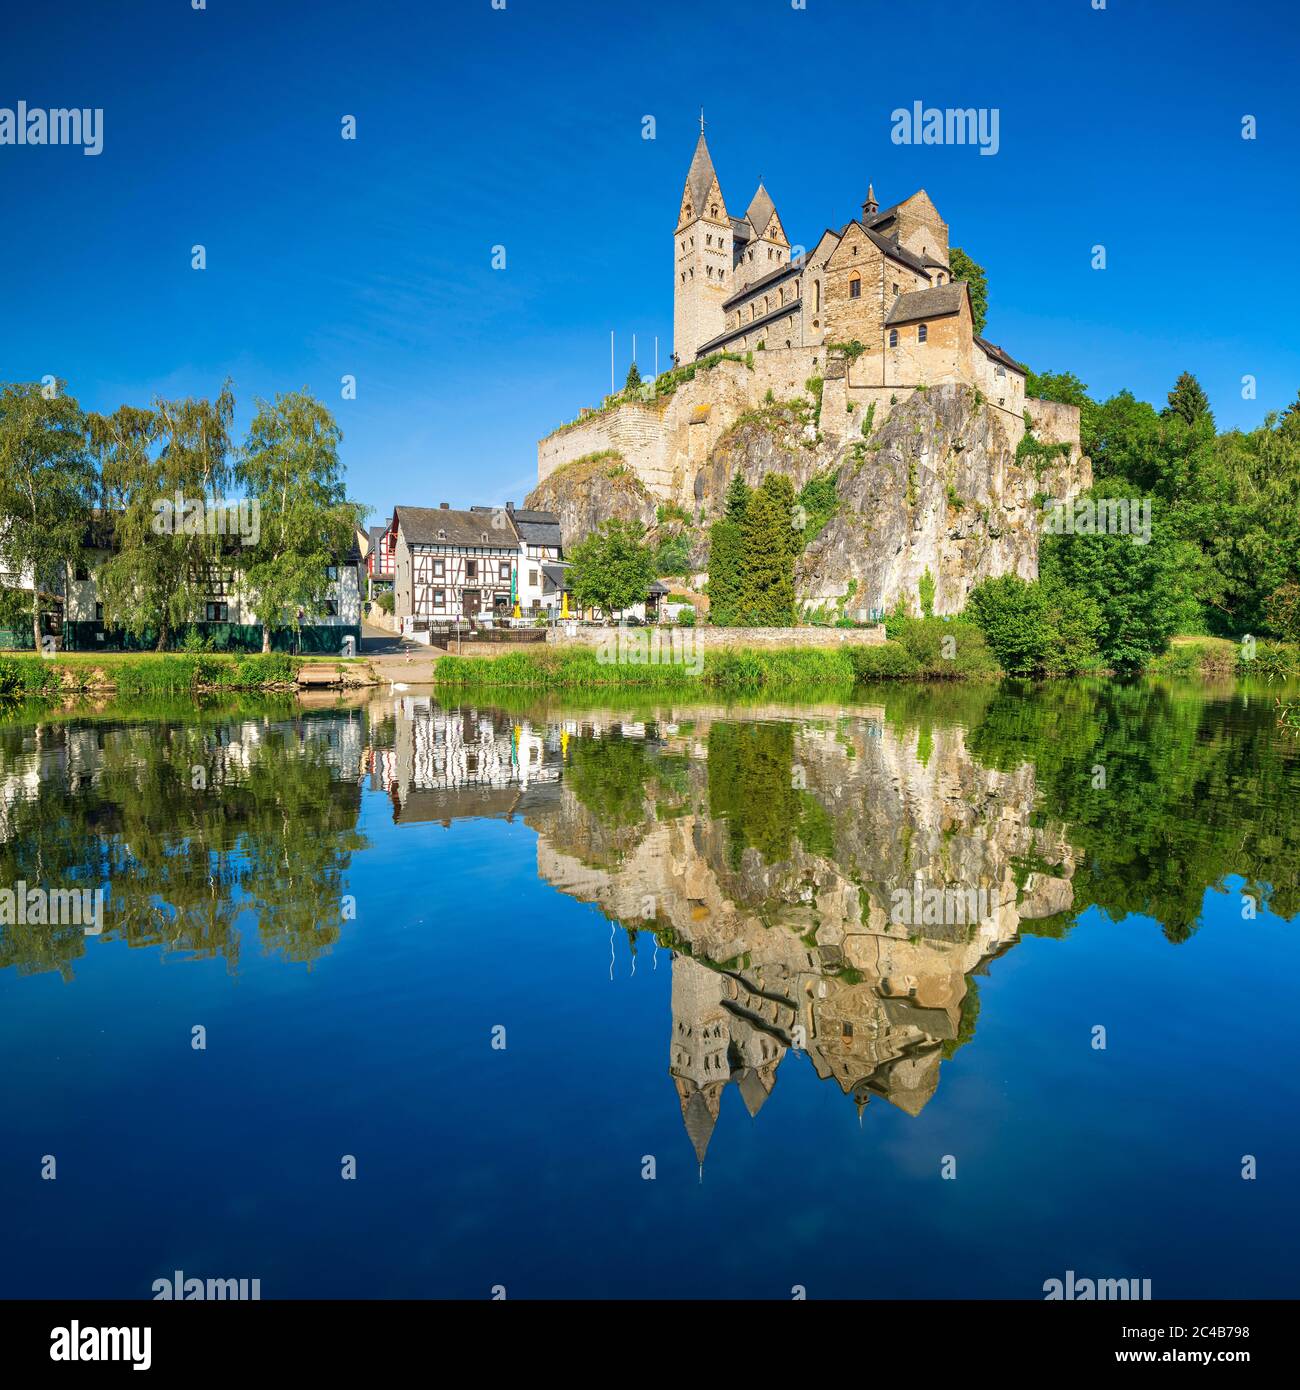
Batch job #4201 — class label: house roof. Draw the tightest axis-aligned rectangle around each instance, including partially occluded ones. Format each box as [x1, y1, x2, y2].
[974, 334, 1027, 374]
[541, 562, 570, 594]
[511, 509, 563, 548]
[885, 281, 969, 325]
[696, 297, 803, 357]
[393, 505, 518, 550]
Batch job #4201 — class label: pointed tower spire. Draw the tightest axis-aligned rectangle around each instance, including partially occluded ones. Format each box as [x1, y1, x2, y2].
[681, 128, 722, 226]
[862, 183, 879, 219]
[745, 182, 777, 240]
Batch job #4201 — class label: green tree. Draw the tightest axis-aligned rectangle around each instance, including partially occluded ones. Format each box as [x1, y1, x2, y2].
[567, 518, 656, 619]
[1041, 482, 1193, 670]
[949, 247, 988, 335]
[0, 381, 96, 649]
[966, 574, 1048, 674]
[1164, 371, 1213, 427]
[706, 475, 750, 625]
[624, 362, 642, 391]
[97, 384, 235, 648]
[236, 391, 364, 650]
[737, 476, 795, 625]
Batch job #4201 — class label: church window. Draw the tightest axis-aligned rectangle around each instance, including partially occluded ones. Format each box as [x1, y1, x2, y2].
[918, 323, 928, 343]
[813, 280, 820, 312]
[936, 273, 945, 284]
[748, 250, 753, 262]
[706, 233, 712, 246]
[680, 272, 685, 284]
[892, 282, 899, 295]
[849, 274, 861, 299]
[889, 329, 898, 347]
[711, 204, 718, 216]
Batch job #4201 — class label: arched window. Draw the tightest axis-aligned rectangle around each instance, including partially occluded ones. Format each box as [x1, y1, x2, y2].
[849, 274, 861, 299]
[813, 280, 821, 313]
[889, 329, 898, 348]
[918, 323, 928, 343]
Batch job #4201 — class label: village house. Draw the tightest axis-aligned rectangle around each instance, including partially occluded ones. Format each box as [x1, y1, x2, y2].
[1, 513, 363, 652]
[389, 501, 567, 632]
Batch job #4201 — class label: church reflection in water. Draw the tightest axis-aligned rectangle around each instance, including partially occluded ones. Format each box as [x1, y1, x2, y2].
[366, 694, 1078, 1161]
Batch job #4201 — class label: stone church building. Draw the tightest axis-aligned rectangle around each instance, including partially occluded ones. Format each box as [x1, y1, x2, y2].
[673, 128, 1023, 401]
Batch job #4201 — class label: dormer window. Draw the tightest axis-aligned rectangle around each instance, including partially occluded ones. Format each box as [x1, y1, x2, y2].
[437, 529, 446, 540]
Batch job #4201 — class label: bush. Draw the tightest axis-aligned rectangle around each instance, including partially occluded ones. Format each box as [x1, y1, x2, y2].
[375, 590, 395, 615]
[891, 615, 1001, 679]
[966, 574, 1049, 674]
[848, 641, 922, 680]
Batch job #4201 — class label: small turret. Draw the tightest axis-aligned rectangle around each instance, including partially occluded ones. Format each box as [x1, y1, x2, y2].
[862, 183, 879, 219]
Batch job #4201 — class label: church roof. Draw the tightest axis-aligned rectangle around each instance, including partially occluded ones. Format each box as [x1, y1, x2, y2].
[745, 182, 777, 238]
[885, 281, 968, 325]
[975, 334, 1027, 374]
[696, 297, 803, 357]
[721, 255, 803, 309]
[681, 1088, 720, 1164]
[682, 132, 719, 219]
[729, 216, 754, 244]
[864, 227, 932, 275]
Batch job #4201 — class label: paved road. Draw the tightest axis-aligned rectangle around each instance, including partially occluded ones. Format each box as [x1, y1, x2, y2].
[359, 621, 424, 656]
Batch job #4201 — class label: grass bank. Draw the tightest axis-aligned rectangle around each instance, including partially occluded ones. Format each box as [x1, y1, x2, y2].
[0, 652, 347, 697]
[434, 623, 1002, 693]
[1147, 635, 1300, 680]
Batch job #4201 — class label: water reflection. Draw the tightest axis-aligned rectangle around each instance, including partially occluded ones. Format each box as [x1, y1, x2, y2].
[2, 683, 1298, 1165]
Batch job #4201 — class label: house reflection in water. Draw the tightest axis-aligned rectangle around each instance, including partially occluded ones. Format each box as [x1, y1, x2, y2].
[367, 698, 564, 826]
[361, 701, 1077, 1164]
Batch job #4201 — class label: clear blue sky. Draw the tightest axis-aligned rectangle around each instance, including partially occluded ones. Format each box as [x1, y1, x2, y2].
[2, 0, 1297, 521]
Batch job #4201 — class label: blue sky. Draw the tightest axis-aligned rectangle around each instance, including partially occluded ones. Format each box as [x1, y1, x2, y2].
[2, 0, 1297, 522]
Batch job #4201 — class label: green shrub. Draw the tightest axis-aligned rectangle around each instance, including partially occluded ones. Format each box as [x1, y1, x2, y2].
[966, 574, 1049, 674]
[848, 642, 921, 680]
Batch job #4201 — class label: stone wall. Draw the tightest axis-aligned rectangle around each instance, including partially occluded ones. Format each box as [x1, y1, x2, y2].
[551, 624, 885, 650]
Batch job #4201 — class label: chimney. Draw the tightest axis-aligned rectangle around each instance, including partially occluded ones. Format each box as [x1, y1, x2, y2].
[439, 502, 449, 509]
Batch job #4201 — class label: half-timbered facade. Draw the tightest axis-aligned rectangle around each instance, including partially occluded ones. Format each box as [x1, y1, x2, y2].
[391, 502, 566, 628]
[391, 504, 522, 627]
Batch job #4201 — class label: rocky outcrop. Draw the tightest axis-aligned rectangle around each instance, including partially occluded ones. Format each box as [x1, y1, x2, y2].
[798, 383, 1090, 615]
[531, 379, 1090, 616]
[524, 450, 657, 548]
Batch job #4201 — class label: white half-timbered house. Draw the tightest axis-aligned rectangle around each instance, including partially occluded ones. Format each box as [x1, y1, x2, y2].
[391, 504, 522, 628]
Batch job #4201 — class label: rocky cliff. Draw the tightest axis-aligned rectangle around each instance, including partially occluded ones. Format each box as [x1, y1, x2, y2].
[529, 381, 1090, 615]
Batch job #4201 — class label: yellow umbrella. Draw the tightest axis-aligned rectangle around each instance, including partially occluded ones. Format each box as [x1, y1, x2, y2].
[561, 590, 569, 619]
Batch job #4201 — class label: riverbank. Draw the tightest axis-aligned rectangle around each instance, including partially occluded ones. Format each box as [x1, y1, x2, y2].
[0, 652, 378, 697]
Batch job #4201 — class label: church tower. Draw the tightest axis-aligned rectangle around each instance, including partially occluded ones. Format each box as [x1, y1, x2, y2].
[673, 121, 732, 365]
